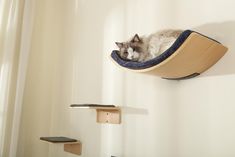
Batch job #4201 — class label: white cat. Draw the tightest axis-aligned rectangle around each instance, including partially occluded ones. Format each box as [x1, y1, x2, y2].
[115, 29, 183, 62]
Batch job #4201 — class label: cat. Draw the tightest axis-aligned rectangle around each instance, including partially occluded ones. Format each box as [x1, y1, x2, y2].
[115, 29, 183, 62]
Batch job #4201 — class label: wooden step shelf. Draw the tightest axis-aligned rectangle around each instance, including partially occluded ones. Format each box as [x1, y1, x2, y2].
[70, 104, 121, 124]
[40, 136, 82, 155]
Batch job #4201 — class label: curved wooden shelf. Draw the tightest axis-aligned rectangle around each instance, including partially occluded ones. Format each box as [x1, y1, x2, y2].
[111, 32, 228, 79]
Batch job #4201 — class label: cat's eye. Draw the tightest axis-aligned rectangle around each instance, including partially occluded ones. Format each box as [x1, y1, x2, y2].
[123, 52, 128, 56]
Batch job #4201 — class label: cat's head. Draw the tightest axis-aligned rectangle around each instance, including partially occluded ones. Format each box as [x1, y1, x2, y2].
[115, 34, 146, 61]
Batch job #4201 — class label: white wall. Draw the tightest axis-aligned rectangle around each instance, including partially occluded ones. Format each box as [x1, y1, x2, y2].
[17, 0, 235, 157]
[174, 0, 235, 156]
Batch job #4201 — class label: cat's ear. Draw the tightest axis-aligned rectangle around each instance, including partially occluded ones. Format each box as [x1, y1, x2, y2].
[115, 42, 123, 48]
[132, 34, 141, 42]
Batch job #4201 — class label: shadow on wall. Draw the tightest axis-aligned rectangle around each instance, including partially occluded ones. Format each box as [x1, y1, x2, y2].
[121, 106, 149, 115]
[193, 21, 235, 77]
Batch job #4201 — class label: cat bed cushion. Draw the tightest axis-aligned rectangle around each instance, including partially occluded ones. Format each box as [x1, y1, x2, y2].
[111, 30, 220, 70]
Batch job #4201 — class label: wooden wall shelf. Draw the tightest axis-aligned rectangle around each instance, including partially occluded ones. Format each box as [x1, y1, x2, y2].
[110, 31, 228, 80]
[70, 104, 121, 124]
[40, 136, 82, 155]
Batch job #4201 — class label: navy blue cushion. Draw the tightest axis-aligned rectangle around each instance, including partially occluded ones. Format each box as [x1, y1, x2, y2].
[111, 30, 220, 70]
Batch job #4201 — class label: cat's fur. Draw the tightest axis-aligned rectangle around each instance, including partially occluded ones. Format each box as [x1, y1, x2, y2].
[115, 29, 183, 62]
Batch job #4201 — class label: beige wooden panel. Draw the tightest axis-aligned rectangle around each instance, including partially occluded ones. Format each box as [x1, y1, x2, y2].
[64, 142, 82, 155]
[96, 109, 121, 124]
